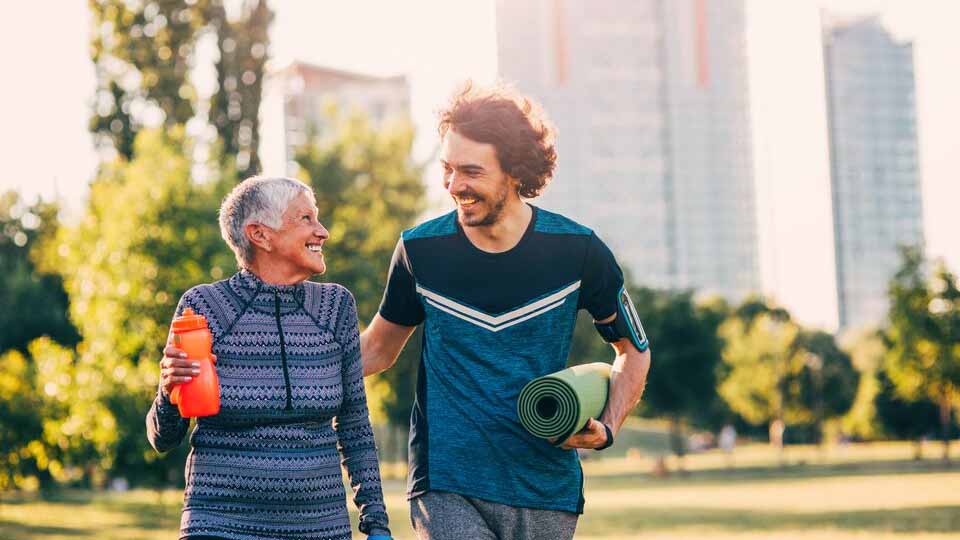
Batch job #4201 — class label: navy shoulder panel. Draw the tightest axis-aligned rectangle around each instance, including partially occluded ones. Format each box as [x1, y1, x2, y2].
[403, 211, 458, 241]
[534, 207, 593, 236]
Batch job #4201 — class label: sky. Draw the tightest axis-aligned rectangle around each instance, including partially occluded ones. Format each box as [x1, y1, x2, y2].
[1, 0, 957, 328]
[745, 0, 960, 328]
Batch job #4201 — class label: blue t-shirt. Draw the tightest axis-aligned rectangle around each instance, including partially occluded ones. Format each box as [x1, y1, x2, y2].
[378, 205, 625, 513]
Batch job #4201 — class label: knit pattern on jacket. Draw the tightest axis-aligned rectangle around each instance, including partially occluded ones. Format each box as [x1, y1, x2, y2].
[146, 270, 390, 540]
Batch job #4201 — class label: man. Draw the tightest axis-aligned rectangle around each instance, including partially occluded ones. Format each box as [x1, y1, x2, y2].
[360, 82, 652, 540]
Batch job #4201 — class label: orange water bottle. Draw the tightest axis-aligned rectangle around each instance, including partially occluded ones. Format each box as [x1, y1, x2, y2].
[169, 308, 220, 417]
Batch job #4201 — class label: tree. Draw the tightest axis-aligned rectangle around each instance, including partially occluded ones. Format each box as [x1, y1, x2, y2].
[294, 108, 426, 433]
[874, 367, 942, 458]
[719, 303, 857, 456]
[0, 338, 114, 490]
[884, 245, 960, 461]
[839, 328, 886, 440]
[0, 191, 79, 353]
[792, 330, 858, 444]
[38, 128, 236, 485]
[89, 0, 272, 171]
[840, 327, 948, 454]
[209, 0, 273, 178]
[734, 295, 791, 326]
[635, 289, 725, 464]
[719, 312, 799, 458]
[0, 347, 45, 490]
[89, 0, 215, 159]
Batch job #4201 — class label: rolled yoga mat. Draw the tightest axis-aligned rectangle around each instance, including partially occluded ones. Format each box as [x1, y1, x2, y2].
[517, 362, 612, 443]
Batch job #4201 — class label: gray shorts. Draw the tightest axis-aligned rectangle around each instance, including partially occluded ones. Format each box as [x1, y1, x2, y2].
[410, 491, 578, 540]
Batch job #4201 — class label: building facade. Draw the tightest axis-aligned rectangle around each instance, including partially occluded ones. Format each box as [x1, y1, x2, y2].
[496, 0, 758, 301]
[259, 61, 410, 177]
[823, 17, 924, 329]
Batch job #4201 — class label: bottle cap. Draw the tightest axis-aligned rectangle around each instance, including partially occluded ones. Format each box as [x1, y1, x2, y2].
[171, 307, 208, 333]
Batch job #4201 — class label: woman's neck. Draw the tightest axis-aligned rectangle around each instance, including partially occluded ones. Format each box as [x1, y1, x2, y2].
[244, 260, 308, 286]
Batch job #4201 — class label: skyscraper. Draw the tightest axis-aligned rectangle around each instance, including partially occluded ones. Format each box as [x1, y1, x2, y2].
[496, 0, 758, 301]
[259, 61, 410, 177]
[823, 16, 924, 329]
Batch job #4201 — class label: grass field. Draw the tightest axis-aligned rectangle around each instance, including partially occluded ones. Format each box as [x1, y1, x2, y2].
[2, 439, 958, 540]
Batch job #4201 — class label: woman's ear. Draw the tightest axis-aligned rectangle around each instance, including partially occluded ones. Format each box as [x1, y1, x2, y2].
[245, 222, 272, 253]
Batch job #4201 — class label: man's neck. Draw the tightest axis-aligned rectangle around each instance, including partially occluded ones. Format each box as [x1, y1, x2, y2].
[461, 200, 532, 253]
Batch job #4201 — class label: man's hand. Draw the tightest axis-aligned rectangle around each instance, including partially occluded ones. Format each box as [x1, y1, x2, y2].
[558, 418, 612, 450]
[159, 344, 214, 397]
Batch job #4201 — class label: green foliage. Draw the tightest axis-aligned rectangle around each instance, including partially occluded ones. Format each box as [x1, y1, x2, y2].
[35, 128, 236, 485]
[0, 191, 79, 353]
[734, 295, 791, 326]
[89, 0, 272, 172]
[636, 289, 725, 428]
[884, 245, 960, 455]
[294, 109, 425, 320]
[89, 0, 215, 158]
[839, 329, 886, 439]
[42, 128, 235, 367]
[792, 329, 859, 439]
[874, 367, 942, 441]
[209, 0, 272, 178]
[5, 103, 424, 486]
[0, 348, 45, 490]
[719, 313, 800, 426]
[0, 338, 114, 490]
[294, 108, 425, 426]
[719, 303, 857, 443]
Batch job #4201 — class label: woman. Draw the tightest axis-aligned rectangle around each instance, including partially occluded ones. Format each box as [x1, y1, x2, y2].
[147, 176, 392, 540]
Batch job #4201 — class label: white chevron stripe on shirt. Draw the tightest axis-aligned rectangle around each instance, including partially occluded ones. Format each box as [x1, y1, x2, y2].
[416, 280, 581, 331]
[424, 297, 567, 332]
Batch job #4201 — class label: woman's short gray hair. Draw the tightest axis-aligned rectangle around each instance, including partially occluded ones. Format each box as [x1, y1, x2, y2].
[218, 176, 315, 267]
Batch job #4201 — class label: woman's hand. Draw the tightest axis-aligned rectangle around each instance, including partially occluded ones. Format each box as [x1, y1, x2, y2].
[159, 345, 216, 397]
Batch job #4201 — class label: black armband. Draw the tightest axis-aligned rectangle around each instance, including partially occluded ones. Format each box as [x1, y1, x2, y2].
[594, 286, 649, 352]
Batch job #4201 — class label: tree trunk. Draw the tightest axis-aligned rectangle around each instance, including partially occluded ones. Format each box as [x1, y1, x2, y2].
[769, 418, 786, 466]
[668, 417, 687, 473]
[939, 396, 951, 464]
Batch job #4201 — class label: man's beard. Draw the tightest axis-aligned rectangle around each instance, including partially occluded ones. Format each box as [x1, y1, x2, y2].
[460, 184, 510, 227]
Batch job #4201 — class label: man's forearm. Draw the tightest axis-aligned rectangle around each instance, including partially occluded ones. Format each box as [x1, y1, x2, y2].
[599, 345, 651, 433]
[360, 315, 417, 377]
[360, 329, 392, 377]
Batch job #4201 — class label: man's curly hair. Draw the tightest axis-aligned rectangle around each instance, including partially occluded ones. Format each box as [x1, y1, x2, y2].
[437, 81, 558, 199]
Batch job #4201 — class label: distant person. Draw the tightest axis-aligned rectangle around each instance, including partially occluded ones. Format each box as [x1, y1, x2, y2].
[719, 423, 737, 468]
[148, 177, 393, 540]
[360, 82, 653, 540]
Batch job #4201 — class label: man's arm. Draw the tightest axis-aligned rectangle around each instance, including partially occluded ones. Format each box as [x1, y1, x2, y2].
[560, 314, 651, 450]
[360, 313, 417, 377]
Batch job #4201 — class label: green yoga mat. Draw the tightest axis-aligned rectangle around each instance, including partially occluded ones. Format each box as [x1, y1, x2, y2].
[517, 362, 611, 443]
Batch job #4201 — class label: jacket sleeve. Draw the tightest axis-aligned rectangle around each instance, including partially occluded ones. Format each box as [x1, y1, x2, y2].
[145, 289, 196, 453]
[331, 286, 391, 537]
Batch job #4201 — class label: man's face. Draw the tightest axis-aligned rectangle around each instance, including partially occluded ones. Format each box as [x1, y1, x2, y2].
[441, 129, 518, 228]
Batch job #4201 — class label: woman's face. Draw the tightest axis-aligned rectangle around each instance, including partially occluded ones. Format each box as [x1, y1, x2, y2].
[269, 192, 329, 276]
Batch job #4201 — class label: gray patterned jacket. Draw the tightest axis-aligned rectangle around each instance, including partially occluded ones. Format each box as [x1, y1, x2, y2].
[147, 269, 390, 540]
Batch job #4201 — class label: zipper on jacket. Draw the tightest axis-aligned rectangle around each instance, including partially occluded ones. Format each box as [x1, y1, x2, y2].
[273, 290, 293, 410]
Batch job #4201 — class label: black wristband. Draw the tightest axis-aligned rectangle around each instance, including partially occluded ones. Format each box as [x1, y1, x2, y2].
[594, 423, 615, 451]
